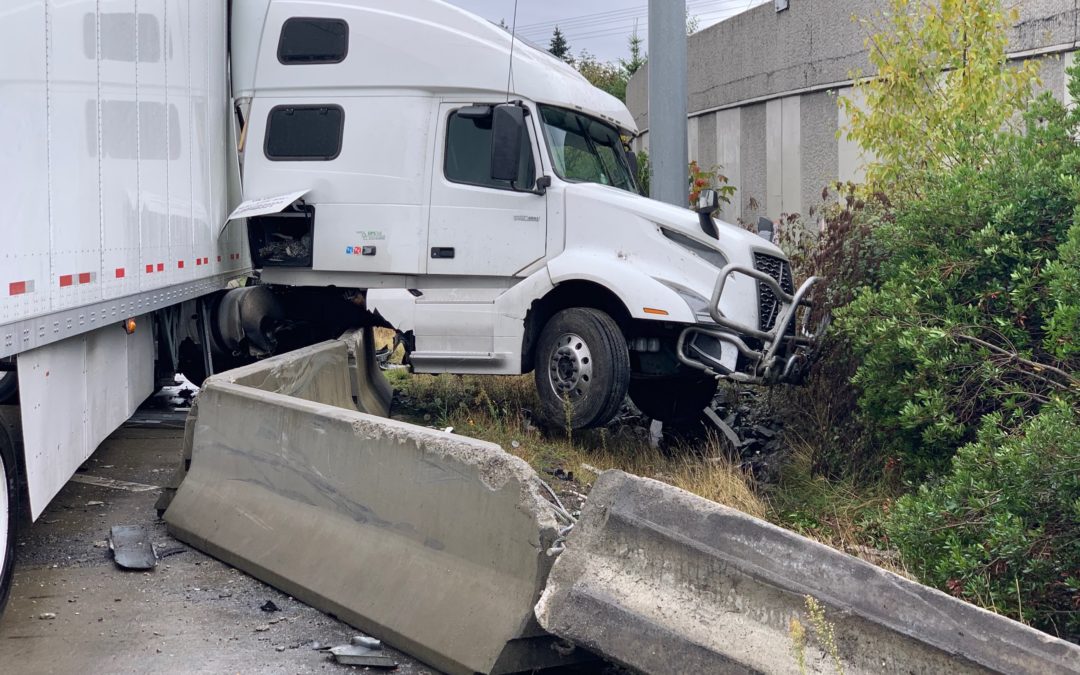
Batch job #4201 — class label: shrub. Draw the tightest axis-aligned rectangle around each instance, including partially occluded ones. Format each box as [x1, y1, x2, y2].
[836, 83, 1080, 475]
[885, 401, 1080, 641]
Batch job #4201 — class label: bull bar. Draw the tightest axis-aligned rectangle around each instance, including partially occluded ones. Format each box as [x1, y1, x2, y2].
[676, 264, 824, 384]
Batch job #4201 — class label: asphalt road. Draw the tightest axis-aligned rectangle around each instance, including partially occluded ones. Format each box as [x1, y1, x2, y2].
[0, 403, 432, 675]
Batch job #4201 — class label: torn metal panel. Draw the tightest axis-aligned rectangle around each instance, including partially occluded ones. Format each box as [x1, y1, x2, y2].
[536, 470, 1080, 675]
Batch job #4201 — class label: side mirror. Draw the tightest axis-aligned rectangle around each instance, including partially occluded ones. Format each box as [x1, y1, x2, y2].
[757, 216, 775, 243]
[626, 150, 640, 178]
[491, 104, 526, 183]
[695, 188, 720, 239]
[695, 188, 720, 213]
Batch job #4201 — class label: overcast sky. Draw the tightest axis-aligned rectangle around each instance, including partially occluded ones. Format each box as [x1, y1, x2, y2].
[445, 0, 770, 63]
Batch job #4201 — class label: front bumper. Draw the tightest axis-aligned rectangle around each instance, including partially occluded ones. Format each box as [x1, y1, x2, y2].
[676, 264, 824, 385]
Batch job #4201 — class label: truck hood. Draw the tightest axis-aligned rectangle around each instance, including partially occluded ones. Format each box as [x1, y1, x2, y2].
[562, 183, 785, 259]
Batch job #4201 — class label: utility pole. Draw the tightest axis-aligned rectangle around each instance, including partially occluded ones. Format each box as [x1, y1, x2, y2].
[648, 0, 688, 206]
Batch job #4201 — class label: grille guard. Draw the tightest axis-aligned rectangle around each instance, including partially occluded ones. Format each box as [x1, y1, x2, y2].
[676, 264, 824, 385]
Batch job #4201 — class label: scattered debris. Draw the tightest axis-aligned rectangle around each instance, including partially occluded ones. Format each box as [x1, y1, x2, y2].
[254, 624, 270, 633]
[511, 440, 521, 449]
[38, 613, 56, 620]
[580, 463, 602, 476]
[86, 501, 105, 507]
[70, 474, 160, 493]
[351, 634, 381, 649]
[329, 644, 398, 668]
[442, 426, 453, 434]
[704, 407, 741, 449]
[544, 467, 575, 482]
[109, 525, 157, 570]
[260, 600, 280, 613]
[648, 419, 663, 449]
[157, 546, 187, 559]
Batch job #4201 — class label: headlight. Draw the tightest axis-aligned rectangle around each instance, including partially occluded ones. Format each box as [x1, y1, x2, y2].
[657, 280, 711, 317]
[661, 229, 729, 269]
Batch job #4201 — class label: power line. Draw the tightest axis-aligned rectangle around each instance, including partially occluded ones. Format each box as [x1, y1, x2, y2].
[527, 6, 759, 43]
[517, 0, 764, 44]
[516, 0, 753, 34]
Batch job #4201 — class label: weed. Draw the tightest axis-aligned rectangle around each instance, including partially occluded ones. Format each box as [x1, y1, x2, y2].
[789, 617, 808, 675]
[805, 596, 844, 675]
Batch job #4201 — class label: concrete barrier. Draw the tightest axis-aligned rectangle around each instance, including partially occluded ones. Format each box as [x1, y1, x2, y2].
[164, 340, 571, 675]
[535, 470, 1080, 675]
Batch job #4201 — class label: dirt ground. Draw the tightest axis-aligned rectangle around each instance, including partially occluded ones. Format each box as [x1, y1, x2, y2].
[0, 405, 432, 675]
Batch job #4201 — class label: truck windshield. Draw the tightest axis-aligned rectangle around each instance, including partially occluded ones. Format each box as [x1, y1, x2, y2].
[539, 105, 638, 194]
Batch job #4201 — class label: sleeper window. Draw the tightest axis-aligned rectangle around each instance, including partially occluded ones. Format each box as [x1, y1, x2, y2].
[278, 18, 349, 64]
[264, 105, 344, 161]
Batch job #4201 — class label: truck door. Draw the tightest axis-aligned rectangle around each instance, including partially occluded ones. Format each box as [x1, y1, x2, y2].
[427, 103, 547, 276]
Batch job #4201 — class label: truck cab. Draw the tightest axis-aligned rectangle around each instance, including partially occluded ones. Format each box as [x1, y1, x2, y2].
[229, 0, 821, 428]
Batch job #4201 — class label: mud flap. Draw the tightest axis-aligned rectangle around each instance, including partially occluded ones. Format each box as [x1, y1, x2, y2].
[163, 339, 575, 675]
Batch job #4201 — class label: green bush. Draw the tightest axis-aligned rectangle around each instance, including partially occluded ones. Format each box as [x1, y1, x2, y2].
[885, 401, 1080, 641]
[835, 80, 1080, 475]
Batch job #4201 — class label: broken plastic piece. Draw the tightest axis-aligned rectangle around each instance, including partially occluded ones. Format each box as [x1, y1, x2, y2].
[109, 525, 157, 570]
[351, 635, 381, 649]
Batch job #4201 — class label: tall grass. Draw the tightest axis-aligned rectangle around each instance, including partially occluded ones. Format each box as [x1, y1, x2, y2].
[388, 368, 767, 518]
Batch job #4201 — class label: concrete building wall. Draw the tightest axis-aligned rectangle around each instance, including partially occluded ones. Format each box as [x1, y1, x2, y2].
[628, 0, 1080, 224]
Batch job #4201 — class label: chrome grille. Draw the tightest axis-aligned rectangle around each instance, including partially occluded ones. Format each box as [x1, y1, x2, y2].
[753, 253, 794, 331]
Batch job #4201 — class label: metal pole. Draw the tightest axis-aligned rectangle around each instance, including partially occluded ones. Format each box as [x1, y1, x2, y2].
[648, 0, 688, 206]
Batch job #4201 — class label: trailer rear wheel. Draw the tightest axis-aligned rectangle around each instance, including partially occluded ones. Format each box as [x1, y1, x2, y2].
[0, 367, 16, 405]
[629, 375, 718, 426]
[534, 308, 630, 430]
[0, 433, 16, 613]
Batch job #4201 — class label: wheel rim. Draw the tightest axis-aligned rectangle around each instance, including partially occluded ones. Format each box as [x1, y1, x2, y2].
[547, 333, 594, 401]
[0, 452, 7, 574]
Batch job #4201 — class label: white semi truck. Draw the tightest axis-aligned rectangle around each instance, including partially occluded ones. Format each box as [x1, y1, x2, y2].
[0, 0, 819, 610]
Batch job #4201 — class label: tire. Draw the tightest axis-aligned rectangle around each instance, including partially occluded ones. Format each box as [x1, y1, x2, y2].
[629, 375, 718, 426]
[0, 368, 16, 405]
[534, 308, 630, 430]
[0, 431, 17, 614]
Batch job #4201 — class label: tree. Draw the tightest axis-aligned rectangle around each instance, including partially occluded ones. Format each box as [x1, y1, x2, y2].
[620, 25, 646, 78]
[549, 26, 571, 62]
[575, 50, 626, 100]
[839, 0, 1039, 192]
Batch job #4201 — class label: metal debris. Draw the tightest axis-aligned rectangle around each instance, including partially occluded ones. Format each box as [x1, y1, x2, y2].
[109, 525, 157, 570]
[329, 644, 397, 668]
[703, 407, 741, 449]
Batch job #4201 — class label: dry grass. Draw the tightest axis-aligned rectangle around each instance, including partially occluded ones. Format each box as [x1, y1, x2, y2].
[386, 368, 768, 519]
[378, 335, 894, 562]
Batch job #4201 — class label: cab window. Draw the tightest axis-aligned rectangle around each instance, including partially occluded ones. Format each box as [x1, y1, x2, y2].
[444, 109, 535, 190]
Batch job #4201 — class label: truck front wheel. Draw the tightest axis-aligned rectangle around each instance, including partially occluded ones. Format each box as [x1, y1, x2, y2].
[629, 375, 718, 426]
[534, 308, 630, 430]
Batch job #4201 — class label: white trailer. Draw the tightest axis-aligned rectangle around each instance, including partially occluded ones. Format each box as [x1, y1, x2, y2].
[0, 0, 245, 609]
[0, 0, 820, 612]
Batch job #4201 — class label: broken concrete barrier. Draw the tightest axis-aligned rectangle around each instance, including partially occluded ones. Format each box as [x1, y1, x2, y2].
[164, 340, 569, 674]
[535, 470, 1080, 674]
